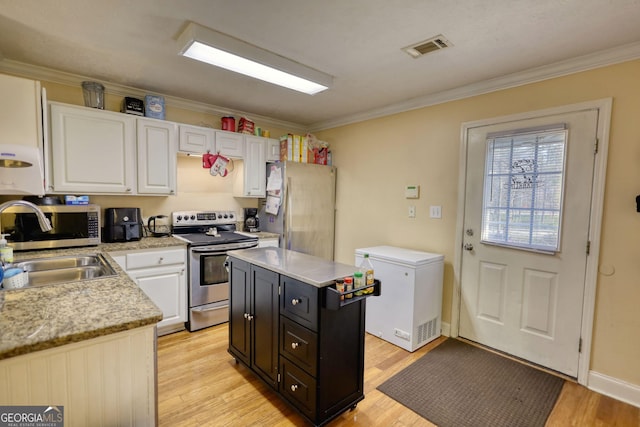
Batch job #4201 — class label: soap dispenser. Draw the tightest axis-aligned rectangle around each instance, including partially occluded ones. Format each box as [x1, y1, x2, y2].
[0, 234, 13, 264]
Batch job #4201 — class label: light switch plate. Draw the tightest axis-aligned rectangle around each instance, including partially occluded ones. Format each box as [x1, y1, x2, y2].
[430, 205, 442, 219]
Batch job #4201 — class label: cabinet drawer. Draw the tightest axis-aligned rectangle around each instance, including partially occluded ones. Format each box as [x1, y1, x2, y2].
[280, 316, 318, 376]
[280, 356, 317, 420]
[125, 248, 185, 270]
[280, 276, 318, 331]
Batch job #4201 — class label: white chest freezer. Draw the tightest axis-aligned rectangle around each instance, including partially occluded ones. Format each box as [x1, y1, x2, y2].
[356, 246, 444, 352]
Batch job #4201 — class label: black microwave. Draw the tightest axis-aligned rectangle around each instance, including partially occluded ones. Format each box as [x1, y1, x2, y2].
[1, 204, 101, 251]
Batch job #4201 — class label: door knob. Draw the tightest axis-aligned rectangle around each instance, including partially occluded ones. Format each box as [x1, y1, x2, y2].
[464, 243, 474, 251]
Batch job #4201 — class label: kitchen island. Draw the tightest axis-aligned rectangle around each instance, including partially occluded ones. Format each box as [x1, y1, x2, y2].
[0, 236, 186, 426]
[227, 247, 380, 427]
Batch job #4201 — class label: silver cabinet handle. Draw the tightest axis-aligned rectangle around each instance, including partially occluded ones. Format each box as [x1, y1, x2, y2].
[243, 313, 254, 321]
[291, 298, 301, 306]
[290, 384, 298, 392]
[291, 342, 299, 349]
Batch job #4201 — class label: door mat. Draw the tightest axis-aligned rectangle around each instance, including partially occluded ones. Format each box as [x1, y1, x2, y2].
[377, 338, 565, 427]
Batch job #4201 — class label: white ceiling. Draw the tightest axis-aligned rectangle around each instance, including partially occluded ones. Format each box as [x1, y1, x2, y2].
[1, 0, 640, 130]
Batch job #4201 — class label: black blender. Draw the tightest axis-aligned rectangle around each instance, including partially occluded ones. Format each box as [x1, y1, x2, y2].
[244, 208, 260, 232]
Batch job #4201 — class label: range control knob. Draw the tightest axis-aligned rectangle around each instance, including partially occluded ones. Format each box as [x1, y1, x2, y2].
[176, 215, 182, 221]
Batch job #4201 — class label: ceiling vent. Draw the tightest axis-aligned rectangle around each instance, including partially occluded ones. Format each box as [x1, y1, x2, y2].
[402, 35, 452, 58]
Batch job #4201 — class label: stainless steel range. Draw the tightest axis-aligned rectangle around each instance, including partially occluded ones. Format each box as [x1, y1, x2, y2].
[172, 210, 258, 332]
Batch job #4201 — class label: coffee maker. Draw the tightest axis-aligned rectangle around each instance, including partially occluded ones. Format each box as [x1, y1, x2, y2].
[244, 208, 260, 232]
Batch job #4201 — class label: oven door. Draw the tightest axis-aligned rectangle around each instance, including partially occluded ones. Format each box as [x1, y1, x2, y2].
[189, 247, 230, 307]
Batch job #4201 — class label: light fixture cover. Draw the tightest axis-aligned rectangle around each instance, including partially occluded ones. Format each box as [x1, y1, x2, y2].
[178, 22, 332, 95]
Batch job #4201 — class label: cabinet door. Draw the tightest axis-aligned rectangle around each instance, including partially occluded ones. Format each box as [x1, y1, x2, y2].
[266, 138, 280, 162]
[179, 124, 214, 154]
[133, 265, 186, 331]
[251, 265, 280, 388]
[137, 118, 177, 195]
[236, 135, 266, 197]
[229, 258, 251, 366]
[109, 247, 187, 336]
[0, 74, 42, 148]
[214, 130, 244, 158]
[49, 102, 136, 194]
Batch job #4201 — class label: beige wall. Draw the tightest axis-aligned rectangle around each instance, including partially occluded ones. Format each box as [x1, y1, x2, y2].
[316, 59, 640, 386]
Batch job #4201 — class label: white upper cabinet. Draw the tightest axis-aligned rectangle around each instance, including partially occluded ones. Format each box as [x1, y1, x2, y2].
[178, 124, 214, 154]
[266, 137, 280, 162]
[137, 118, 177, 195]
[48, 102, 136, 194]
[234, 135, 266, 198]
[0, 74, 42, 148]
[214, 130, 244, 158]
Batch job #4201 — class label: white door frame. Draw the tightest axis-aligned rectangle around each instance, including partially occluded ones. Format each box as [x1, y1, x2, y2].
[451, 98, 612, 385]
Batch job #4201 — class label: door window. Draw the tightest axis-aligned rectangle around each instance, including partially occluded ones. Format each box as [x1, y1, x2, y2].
[481, 126, 567, 253]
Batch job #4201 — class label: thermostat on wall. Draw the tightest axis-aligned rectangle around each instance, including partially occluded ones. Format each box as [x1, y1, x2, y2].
[405, 185, 420, 199]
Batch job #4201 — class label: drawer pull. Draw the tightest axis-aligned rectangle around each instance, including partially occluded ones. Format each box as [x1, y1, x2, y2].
[157, 257, 164, 264]
[291, 298, 301, 306]
[290, 384, 298, 392]
[243, 313, 254, 321]
[291, 342, 299, 349]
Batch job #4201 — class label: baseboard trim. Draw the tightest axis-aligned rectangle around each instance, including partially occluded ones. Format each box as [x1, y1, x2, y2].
[588, 370, 640, 409]
[441, 321, 451, 337]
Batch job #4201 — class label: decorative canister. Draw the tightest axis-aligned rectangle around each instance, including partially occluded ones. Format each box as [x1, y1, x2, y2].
[221, 116, 236, 132]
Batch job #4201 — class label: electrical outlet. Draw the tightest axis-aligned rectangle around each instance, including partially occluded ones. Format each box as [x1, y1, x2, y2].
[409, 206, 416, 218]
[430, 205, 442, 219]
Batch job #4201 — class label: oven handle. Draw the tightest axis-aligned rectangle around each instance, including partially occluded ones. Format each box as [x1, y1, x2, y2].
[192, 305, 227, 313]
[191, 247, 232, 254]
[224, 256, 229, 273]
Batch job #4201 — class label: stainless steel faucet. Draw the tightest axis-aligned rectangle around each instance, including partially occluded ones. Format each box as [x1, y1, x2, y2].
[0, 200, 52, 232]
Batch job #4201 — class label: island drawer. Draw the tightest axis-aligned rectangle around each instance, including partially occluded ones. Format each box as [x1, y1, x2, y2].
[280, 356, 317, 420]
[280, 316, 318, 376]
[280, 275, 319, 331]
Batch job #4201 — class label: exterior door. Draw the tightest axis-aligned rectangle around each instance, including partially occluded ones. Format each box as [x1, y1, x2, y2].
[459, 107, 599, 377]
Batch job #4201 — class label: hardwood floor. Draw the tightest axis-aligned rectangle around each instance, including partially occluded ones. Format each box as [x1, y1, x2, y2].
[157, 324, 639, 426]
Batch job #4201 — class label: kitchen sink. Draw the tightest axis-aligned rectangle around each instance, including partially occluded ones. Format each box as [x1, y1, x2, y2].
[11, 253, 117, 287]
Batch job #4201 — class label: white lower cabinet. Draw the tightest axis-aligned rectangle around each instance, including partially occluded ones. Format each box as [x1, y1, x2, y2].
[0, 326, 157, 427]
[110, 247, 187, 336]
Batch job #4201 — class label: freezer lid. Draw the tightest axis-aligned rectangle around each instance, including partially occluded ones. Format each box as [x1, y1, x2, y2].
[355, 245, 444, 266]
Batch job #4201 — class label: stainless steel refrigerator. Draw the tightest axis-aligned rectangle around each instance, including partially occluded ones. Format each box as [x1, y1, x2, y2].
[259, 161, 336, 260]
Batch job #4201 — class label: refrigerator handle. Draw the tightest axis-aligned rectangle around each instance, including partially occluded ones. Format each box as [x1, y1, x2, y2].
[285, 177, 292, 250]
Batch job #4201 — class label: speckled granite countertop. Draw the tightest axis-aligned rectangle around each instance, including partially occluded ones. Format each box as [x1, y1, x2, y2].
[0, 236, 187, 360]
[229, 247, 357, 287]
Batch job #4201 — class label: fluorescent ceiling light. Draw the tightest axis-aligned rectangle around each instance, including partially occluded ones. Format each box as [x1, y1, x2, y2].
[178, 22, 332, 95]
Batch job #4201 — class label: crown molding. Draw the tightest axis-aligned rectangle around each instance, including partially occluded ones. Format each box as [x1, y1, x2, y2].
[308, 40, 640, 132]
[0, 59, 308, 133]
